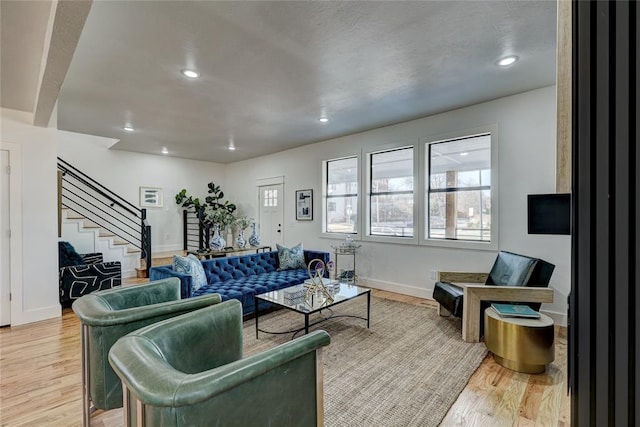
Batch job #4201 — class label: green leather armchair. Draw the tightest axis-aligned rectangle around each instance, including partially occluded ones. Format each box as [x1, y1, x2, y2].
[109, 299, 331, 427]
[72, 278, 222, 426]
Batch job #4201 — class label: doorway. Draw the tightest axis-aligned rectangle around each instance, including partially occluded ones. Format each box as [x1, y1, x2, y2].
[258, 183, 284, 249]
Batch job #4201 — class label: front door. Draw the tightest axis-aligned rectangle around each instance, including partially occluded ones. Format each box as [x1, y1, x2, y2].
[1, 149, 11, 326]
[258, 184, 284, 249]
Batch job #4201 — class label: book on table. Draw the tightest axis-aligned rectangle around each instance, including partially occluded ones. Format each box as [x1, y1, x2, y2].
[491, 303, 541, 319]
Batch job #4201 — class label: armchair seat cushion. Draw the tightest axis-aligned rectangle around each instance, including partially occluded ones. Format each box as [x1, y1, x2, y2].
[433, 281, 464, 317]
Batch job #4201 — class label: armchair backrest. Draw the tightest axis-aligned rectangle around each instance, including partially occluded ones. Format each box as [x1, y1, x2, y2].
[109, 300, 331, 427]
[79, 278, 182, 312]
[484, 250, 555, 312]
[138, 298, 243, 374]
[72, 278, 222, 411]
[485, 251, 538, 287]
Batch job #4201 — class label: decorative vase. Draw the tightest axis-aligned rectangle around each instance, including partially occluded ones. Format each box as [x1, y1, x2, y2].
[249, 222, 260, 246]
[235, 229, 247, 248]
[209, 224, 226, 251]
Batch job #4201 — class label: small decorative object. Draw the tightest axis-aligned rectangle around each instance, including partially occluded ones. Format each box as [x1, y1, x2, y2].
[295, 189, 313, 220]
[345, 234, 355, 247]
[235, 230, 247, 248]
[209, 224, 226, 251]
[304, 259, 334, 304]
[249, 222, 260, 246]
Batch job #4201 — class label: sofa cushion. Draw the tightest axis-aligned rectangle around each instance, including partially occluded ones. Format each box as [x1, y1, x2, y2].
[276, 243, 307, 270]
[173, 255, 207, 292]
[193, 269, 310, 314]
[58, 241, 86, 267]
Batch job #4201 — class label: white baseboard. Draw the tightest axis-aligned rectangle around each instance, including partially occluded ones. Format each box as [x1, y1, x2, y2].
[358, 277, 432, 300]
[152, 244, 184, 253]
[359, 277, 568, 327]
[13, 305, 61, 326]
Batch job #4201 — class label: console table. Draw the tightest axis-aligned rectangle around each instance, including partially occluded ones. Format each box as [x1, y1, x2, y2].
[331, 245, 360, 283]
[188, 245, 272, 260]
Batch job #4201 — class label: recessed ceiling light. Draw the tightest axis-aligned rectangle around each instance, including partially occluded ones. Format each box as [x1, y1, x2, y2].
[181, 69, 200, 78]
[161, 147, 169, 154]
[496, 55, 519, 67]
[460, 152, 469, 156]
[318, 117, 329, 123]
[123, 126, 135, 132]
[228, 140, 236, 151]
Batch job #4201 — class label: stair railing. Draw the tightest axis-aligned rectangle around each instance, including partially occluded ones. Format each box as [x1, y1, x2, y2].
[183, 207, 211, 251]
[57, 157, 152, 276]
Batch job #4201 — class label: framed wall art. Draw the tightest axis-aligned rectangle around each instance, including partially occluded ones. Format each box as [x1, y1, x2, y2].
[295, 189, 313, 220]
[140, 187, 163, 208]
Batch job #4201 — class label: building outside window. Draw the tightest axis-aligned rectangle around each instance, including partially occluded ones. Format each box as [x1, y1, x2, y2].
[325, 156, 358, 233]
[426, 133, 491, 241]
[369, 147, 414, 237]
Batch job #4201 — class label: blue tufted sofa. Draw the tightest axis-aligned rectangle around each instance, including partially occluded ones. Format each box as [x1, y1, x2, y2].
[149, 250, 330, 315]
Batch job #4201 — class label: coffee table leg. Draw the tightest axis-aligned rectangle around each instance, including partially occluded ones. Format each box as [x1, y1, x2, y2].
[305, 313, 309, 334]
[255, 297, 259, 339]
[367, 291, 371, 328]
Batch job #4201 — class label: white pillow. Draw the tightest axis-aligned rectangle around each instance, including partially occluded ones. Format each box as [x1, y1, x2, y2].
[172, 254, 207, 292]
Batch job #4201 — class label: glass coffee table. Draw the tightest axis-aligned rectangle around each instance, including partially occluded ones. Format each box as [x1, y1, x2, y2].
[254, 282, 371, 338]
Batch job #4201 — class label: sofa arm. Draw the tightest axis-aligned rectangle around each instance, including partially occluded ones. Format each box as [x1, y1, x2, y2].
[150, 265, 193, 299]
[59, 261, 122, 303]
[460, 284, 554, 342]
[304, 250, 330, 277]
[81, 252, 104, 264]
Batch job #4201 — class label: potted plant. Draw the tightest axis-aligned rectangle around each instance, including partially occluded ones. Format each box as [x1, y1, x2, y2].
[175, 182, 237, 249]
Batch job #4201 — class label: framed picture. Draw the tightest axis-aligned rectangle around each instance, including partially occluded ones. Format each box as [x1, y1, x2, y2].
[296, 189, 313, 220]
[140, 187, 163, 208]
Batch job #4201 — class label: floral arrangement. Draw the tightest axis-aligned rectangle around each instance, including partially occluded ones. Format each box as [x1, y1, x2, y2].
[204, 205, 236, 229]
[234, 216, 253, 231]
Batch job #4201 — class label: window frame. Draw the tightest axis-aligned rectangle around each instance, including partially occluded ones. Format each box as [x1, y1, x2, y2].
[363, 142, 419, 245]
[322, 154, 361, 238]
[420, 125, 499, 251]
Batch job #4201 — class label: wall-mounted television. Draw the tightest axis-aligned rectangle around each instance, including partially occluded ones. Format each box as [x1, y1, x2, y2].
[527, 193, 571, 235]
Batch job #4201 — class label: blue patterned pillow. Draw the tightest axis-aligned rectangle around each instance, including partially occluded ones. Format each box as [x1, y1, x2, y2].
[276, 243, 307, 271]
[172, 255, 207, 291]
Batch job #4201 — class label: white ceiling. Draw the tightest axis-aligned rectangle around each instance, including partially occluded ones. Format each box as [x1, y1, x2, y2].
[53, 1, 556, 163]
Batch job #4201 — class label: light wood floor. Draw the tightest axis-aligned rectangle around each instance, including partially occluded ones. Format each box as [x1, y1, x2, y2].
[0, 284, 569, 426]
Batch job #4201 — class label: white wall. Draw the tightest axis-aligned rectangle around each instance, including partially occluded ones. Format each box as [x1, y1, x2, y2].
[1, 108, 60, 324]
[225, 86, 571, 324]
[57, 131, 225, 252]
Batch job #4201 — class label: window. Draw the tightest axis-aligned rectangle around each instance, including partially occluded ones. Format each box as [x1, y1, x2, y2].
[369, 147, 414, 237]
[426, 133, 491, 242]
[325, 157, 358, 233]
[263, 188, 278, 207]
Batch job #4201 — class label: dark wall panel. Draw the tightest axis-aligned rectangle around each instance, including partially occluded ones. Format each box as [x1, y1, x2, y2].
[571, 1, 638, 426]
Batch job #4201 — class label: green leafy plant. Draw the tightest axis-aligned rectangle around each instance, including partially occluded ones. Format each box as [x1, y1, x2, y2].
[234, 216, 253, 230]
[175, 182, 237, 228]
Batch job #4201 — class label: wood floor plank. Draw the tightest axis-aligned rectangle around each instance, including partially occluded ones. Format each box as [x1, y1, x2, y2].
[0, 285, 569, 426]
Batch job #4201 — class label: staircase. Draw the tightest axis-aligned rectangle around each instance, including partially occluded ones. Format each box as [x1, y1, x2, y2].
[58, 157, 152, 278]
[61, 209, 143, 278]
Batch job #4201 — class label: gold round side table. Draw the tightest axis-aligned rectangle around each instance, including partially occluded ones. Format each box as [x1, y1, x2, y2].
[484, 307, 555, 374]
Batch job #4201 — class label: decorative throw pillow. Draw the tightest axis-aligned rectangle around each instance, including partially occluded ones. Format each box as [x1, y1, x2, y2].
[276, 243, 307, 271]
[58, 241, 86, 267]
[172, 255, 207, 292]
